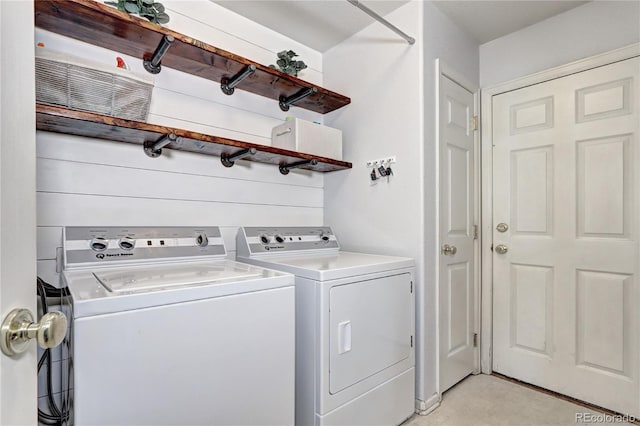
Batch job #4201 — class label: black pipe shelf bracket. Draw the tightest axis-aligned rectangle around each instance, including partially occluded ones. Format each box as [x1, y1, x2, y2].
[279, 87, 318, 111]
[143, 35, 175, 74]
[221, 64, 257, 95]
[221, 147, 257, 167]
[144, 132, 179, 158]
[279, 158, 318, 175]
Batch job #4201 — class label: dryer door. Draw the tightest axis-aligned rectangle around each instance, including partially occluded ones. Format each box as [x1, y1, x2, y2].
[329, 272, 413, 394]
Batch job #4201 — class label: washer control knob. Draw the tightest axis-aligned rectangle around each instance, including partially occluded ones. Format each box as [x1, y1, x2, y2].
[260, 234, 271, 244]
[275, 235, 285, 243]
[195, 233, 209, 247]
[118, 237, 136, 250]
[90, 237, 108, 252]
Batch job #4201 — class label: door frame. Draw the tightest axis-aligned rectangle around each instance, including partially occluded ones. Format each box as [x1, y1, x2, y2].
[0, 0, 37, 424]
[435, 59, 481, 394]
[479, 42, 640, 374]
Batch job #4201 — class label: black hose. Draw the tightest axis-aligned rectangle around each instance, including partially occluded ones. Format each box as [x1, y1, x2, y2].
[37, 277, 71, 426]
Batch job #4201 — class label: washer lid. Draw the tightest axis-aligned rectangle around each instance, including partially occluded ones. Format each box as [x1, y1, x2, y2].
[93, 263, 261, 293]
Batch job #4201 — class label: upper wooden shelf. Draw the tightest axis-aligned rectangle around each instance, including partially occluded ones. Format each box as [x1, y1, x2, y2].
[36, 104, 353, 173]
[34, 0, 351, 114]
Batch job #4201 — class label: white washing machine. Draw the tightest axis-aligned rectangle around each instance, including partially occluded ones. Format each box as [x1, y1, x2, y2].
[236, 226, 415, 426]
[62, 226, 295, 426]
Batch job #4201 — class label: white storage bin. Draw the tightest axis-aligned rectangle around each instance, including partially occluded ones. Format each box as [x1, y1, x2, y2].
[271, 118, 342, 160]
[35, 47, 154, 121]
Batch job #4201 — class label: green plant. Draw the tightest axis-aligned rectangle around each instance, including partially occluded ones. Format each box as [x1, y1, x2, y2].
[269, 50, 307, 77]
[105, 0, 170, 24]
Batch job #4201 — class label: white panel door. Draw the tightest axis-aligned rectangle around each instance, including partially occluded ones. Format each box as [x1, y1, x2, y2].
[439, 75, 476, 392]
[0, 1, 38, 424]
[492, 57, 640, 417]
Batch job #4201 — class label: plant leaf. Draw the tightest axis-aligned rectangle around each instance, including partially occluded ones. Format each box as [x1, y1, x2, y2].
[124, 2, 140, 13]
[153, 3, 165, 12]
[156, 12, 170, 23]
[142, 0, 154, 4]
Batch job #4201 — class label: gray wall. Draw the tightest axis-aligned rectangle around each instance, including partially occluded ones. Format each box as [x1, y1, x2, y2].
[480, 1, 640, 87]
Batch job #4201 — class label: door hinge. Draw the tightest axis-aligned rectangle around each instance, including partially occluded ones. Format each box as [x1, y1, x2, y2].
[471, 115, 478, 131]
[410, 281, 413, 293]
[473, 333, 478, 347]
[411, 335, 414, 347]
[473, 225, 478, 240]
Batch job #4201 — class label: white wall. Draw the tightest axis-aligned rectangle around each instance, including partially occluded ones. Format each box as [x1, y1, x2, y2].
[35, 0, 325, 414]
[323, 0, 479, 408]
[480, 1, 640, 87]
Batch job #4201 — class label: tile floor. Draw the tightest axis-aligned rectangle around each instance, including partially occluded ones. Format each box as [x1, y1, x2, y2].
[404, 374, 634, 426]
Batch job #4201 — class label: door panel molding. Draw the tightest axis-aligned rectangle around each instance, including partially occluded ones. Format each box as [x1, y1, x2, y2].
[480, 42, 640, 376]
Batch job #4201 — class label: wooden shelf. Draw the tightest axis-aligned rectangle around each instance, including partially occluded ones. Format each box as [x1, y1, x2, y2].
[34, 0, 351, 114]
[36, 104, 353, 173]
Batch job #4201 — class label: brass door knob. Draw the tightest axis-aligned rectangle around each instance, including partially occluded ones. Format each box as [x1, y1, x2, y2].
[1, 308, 67, 356]
[495, 244, 508, 255]
[442, 244, 458, 256]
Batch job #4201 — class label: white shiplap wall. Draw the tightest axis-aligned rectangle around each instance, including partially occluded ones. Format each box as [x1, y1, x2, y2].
[35, 2, 326, 412]
[35, 1, 326, 286]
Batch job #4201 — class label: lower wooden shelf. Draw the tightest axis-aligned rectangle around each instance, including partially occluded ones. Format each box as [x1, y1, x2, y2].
[35, 104, 352, 173]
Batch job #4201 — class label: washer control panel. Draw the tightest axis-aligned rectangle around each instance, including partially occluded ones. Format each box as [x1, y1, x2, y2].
[64, 227, 225, 267]
[239, 226, 339, 255]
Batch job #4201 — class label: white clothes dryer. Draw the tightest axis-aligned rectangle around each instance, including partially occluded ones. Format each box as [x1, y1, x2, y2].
[62, 226, 295, 426]
[236, 226, 416, 426]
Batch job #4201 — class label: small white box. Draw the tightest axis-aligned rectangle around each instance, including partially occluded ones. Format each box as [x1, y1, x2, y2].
[271, 118, 342, 160]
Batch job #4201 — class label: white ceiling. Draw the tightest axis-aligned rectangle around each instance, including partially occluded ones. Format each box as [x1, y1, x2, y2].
[213, 1, 589, 52]
[213, 0, 409, 52]
[432, 1, 588, 44]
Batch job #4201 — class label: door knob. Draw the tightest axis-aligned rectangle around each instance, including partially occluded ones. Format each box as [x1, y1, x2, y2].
[1, 308, 67, 356]
[495, 244, 508, 255]
[442, 244, 457, 256]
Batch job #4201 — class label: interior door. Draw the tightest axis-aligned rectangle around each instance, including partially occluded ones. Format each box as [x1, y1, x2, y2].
[0, 1, 38, 424]
[492, 57, 640, 416]
[438, 73, 476, 392]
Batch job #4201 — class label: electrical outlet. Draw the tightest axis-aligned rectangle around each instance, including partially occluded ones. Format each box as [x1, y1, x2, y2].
[366, 156, 396, 168]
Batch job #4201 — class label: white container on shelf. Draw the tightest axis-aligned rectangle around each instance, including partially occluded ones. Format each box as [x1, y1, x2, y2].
[271, 118, 342, 160]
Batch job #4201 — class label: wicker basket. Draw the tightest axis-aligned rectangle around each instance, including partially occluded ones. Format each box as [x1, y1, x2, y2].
[35, 48, 154, 121]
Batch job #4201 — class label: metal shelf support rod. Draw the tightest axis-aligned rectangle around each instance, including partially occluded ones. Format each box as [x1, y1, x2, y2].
[221, 147, 257, 167]
[144, 133, 178, 158]
[144, 35, 175, 74]
[221, 65, 257, 95]
[279, 87, 318, 111]
[279, 158, 318, 175]
[346, 0, 415, 45]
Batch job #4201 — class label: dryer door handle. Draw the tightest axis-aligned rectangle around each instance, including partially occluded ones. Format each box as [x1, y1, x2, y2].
[338, 320, 352, 354]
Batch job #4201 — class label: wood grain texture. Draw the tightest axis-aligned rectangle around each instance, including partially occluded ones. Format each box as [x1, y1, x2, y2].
[34, 0, 351, 114]
[36, 104, 352, 172]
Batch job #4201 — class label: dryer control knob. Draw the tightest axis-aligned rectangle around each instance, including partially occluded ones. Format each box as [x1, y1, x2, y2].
[195, 233, 209, 247]
[320, 232, 330, 241]
[260, 234, 271, 244]
[118, 237, 136, 250]
[275, 235, 285, 243]
[90, 237, 108, 252]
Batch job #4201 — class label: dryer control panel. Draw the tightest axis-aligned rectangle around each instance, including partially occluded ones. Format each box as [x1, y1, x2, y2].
[64, 226, 226, 268]
[237, 226, 339, 256]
